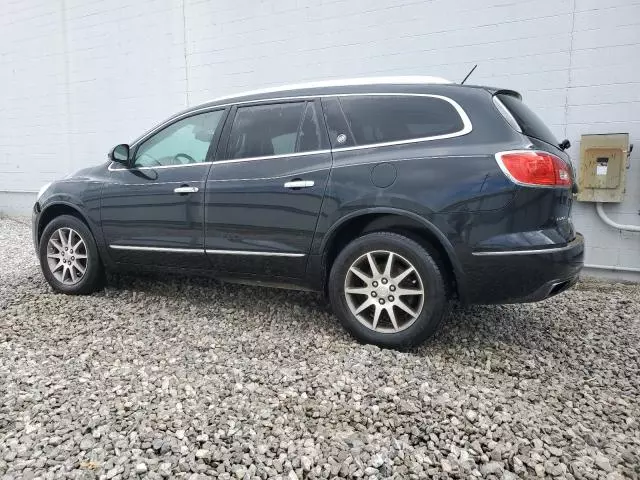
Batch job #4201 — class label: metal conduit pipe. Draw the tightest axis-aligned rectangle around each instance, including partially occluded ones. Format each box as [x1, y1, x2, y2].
[590, 203, 640, 274]
[0, 189, 37, 194]
[585, 263, 640, 273]
[596, 202, 640, 232]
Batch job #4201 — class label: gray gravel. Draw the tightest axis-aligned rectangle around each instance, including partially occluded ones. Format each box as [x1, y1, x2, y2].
[1, 216, 639, 480]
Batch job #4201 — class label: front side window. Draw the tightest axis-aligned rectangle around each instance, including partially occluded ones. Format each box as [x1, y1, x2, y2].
[226, 102, 321, 160]
[134, 110, 224, 167]
[338, 95, 465, 146]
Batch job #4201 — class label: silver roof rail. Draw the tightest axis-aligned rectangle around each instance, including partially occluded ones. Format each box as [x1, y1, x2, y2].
[208, 76, 453, 103]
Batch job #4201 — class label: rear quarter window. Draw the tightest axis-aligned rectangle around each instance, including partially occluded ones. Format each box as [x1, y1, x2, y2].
[496, 94, 558, 146]
[338, 95, 465, 146]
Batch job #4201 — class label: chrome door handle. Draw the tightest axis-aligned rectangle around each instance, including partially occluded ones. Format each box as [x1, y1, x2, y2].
[284, 180, 314, 189]
[173, 186, 199, 194]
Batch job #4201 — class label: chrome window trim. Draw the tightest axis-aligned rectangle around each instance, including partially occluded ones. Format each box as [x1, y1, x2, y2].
[109, 245, 203, 253]
[472, 244, 576, 256]
[215, 149, 331, 165]
[115, 92, 472, 171]
[205, 249, 305, 257]
[128, 98, 317, 148]
[125, 107, 230, 168]
[109, 152, 483, 174]
[108, 161, 212, 172]
[130, 93, 471, 147]
[330, 93, 472, 152]
[108, 149, 331, 171]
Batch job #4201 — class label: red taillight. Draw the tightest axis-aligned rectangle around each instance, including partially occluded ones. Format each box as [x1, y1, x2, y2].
[495, 150, 572, 187]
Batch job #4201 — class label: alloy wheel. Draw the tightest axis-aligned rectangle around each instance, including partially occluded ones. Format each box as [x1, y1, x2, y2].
[344, 250, 425, 333]
[46, 228, 88, 285]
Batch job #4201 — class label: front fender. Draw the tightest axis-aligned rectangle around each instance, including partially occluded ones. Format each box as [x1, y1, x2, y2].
[37, 182, 105, 250]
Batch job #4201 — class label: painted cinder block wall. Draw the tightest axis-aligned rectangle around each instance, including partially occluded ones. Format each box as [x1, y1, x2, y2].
[1, 0, 638, 279]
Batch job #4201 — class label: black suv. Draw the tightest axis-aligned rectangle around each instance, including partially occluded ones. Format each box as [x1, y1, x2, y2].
[33, 77, 584, 348]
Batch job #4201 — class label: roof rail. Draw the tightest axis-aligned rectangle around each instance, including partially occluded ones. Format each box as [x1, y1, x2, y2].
[209, 76, 453, 103]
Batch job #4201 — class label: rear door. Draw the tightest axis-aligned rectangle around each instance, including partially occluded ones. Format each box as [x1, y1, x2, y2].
[204, 99, 332, 279]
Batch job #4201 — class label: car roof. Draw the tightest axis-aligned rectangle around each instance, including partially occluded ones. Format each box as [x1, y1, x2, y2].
[191, 76, 460, 110]
[213, 76, 451, 99]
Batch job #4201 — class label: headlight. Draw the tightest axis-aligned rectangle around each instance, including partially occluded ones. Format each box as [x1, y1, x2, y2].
[37, 182, 52, 201]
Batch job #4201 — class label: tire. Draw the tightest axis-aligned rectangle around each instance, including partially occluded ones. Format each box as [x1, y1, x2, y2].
[328, 232, 448, 349]
[38, 214, 104, 294]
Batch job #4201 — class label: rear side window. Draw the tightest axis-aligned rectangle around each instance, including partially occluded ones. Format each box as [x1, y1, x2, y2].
[338, 95, 465, 146]
[226, 102, 322, 159]
[496, 94, 558, 146]
[297, 102, 324, 152]
[321, 97, 355, 148]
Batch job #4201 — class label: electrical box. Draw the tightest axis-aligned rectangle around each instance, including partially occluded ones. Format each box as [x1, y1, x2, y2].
[577, 133, 629, 203]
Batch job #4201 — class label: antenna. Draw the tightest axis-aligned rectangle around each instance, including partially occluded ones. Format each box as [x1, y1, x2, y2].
[461, 64, 478, 85]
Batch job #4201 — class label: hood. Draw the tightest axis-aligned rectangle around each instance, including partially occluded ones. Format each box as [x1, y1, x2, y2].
[63, 161, 110, 181]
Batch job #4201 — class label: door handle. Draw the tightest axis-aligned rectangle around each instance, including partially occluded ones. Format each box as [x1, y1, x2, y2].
[284, 180, 314, 189]
[173, 186, 199, 194]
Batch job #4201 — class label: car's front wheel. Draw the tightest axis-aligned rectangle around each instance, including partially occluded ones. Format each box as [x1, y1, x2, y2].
[39, 215, 103, 294]
[329, 232, 448, 349]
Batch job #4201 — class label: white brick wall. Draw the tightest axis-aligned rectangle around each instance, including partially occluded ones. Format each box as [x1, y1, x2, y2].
[1, 0, 639, 276]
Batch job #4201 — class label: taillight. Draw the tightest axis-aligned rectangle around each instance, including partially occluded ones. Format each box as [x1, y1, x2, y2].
[495, 150, 572, 187]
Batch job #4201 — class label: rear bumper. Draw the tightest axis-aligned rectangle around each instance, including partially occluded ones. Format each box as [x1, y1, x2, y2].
[464, 233, 584, 304]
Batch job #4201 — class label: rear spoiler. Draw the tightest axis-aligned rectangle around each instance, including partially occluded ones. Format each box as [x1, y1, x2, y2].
[489, 89, 522, 100]
[459, 84, 522, 100]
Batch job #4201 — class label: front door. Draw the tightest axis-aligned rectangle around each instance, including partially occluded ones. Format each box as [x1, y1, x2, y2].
[101, 108, 227, 268]
[204, 100, 332, 279]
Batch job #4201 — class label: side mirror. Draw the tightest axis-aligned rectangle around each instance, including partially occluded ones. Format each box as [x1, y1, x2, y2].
[109, 144, 130, 166]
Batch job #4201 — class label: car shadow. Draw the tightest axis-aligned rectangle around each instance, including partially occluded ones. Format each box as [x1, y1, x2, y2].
[104, 271, 545, 351]
[422, 301, 555, 350]
[89, 273, 631, 391]
[104, 271, 330, 314]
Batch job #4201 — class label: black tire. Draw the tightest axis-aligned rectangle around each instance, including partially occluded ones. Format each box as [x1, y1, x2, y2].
[39, 215, 104, 295]
[328, 232, 448, 349]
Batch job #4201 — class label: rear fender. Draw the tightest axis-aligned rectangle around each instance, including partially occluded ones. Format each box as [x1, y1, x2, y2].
[320, 207, 468, 302]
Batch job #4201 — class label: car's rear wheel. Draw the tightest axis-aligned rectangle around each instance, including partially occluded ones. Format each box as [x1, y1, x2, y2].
[39, 215, 103, 294]
[329, 232, 447, 349]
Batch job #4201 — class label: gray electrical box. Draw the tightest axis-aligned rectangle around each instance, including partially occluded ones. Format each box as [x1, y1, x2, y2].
[577, 133, 629, 203]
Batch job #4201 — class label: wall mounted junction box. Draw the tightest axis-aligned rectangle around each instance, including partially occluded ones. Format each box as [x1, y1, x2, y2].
[577, 133, 629, 203]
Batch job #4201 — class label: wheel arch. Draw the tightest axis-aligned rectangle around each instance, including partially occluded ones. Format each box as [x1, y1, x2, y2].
[37, 202, 93, 246]
[321, 208, 466, 302]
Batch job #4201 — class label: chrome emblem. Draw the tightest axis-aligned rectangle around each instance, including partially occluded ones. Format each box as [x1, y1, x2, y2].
[336, 134, 347, 144]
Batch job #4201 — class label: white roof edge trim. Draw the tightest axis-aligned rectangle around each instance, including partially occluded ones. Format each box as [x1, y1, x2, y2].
[208, 76, 453, 103]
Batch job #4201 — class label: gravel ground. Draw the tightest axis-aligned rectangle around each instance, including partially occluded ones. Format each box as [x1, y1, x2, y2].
[0, 216, 639, 480]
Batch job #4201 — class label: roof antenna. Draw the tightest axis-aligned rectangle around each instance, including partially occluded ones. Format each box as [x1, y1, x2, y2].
[460, 64, 478, 85]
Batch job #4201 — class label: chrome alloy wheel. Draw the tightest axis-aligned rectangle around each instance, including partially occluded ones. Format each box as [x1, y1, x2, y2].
[46, 228, 88, 285]
[344, 250, 425, 333]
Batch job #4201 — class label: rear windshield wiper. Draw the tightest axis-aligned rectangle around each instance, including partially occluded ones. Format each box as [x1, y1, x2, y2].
[559, 139, 571, 151]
